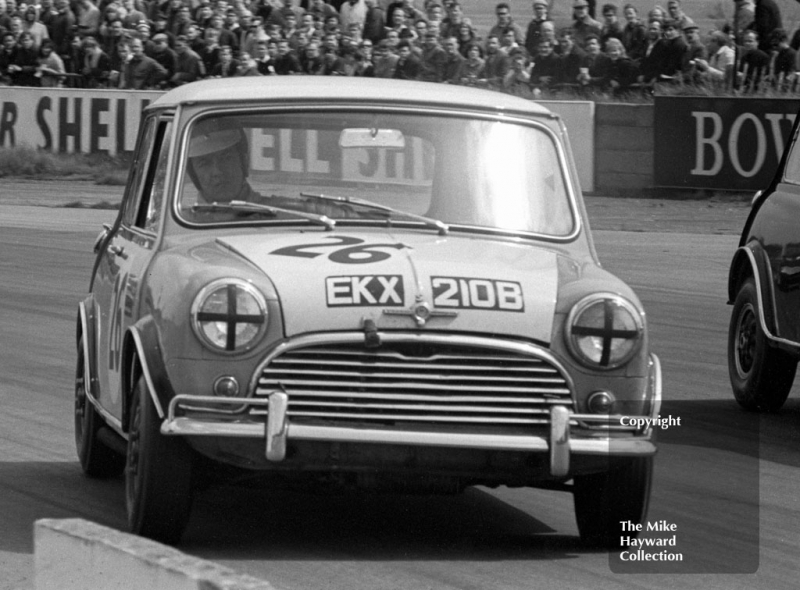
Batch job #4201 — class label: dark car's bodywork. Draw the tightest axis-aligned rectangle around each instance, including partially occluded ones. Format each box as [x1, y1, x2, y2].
[728, 111, 800, 411]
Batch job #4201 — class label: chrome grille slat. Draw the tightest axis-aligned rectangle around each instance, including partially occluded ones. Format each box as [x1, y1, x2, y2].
[259, 379, 568, 394]
[271, 359, 558, 374]
[250, 410, 550, 424]
[252, 341, 573, 428]
[288, 400, 552, 413]
[259, 391, 566, 403]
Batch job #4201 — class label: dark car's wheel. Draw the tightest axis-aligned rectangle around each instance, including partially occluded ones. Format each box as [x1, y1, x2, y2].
[573, 457, 653, 549]
[126, 367, 193, 545]
[728, 278, 797, 412]
[74, 336, 125, 478]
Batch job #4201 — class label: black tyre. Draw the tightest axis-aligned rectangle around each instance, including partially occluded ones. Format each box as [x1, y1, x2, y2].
[126, 367, 193, 545]
[74, 336, 125, 478]
[728, 278, 797, 412]
[573, 457, 653, 549]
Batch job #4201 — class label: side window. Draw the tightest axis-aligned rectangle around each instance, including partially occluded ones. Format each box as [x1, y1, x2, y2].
[121, 117, 173, 233]
[122, 117, 157, 227]
[783, 127, 800, 185]
[142, 121, 173, 233]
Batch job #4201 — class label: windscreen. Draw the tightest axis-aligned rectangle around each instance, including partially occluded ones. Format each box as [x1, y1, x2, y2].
[177, 111, 575, 237]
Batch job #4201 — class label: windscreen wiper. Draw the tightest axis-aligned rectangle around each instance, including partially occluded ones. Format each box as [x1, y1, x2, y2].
[191, 200, 336, 231]
[300, 192, 449, 236]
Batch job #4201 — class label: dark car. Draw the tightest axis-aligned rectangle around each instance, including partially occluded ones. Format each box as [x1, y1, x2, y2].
[728, 121, 800, 411]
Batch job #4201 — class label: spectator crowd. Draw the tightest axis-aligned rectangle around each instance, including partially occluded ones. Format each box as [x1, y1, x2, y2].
[0, 0, 794, 96]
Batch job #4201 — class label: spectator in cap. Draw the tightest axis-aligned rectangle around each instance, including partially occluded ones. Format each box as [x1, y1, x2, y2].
[572, 0, 601, 46]
[680, 19, 706, 80]
[525, 0, 551, 57]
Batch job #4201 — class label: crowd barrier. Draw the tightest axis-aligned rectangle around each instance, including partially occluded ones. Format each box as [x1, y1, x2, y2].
[34, 519, 276, 590]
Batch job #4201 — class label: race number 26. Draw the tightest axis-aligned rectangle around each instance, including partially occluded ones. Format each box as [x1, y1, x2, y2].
[431, 277, 524, 311]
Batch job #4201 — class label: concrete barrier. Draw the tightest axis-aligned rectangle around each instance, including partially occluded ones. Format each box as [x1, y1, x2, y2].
[34, 519, 276, 590]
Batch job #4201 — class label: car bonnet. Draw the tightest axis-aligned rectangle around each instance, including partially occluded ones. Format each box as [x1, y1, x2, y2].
[216, 231, 558, 342]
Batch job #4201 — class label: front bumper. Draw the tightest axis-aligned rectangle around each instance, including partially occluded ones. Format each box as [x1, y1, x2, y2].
[161, 354, 661, 478]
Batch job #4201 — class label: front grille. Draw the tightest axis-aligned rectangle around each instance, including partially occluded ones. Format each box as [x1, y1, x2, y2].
[251, 339, 573, 427]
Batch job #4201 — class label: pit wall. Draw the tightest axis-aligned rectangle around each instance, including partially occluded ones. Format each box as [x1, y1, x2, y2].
[592, 103, 654, 195]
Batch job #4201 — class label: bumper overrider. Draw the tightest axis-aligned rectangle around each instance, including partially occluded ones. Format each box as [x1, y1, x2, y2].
[160, 334, 661, 478]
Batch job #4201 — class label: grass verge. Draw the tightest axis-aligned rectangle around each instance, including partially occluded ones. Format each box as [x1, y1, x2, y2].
[0, 147, 129, 185]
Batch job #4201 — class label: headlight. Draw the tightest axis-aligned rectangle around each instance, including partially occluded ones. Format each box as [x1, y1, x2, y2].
[565, 294, 643, 369]
[191, 278, 268, 353]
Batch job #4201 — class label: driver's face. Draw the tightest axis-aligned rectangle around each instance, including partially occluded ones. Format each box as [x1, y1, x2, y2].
[192, 145, 244, 202]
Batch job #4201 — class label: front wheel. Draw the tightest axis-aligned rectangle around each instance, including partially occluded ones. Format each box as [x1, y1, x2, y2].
[573, 457, 653, 549]
[74, 336, 125, 478]
[728, 278, 797, 412]
[126, 367, 194, 545]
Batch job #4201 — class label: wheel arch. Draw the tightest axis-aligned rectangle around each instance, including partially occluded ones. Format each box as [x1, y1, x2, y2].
[730, 244, 800, 355]
[121, 317, 174, 432]
[77, 297, 99, 400]
[729, 244, 777, 332]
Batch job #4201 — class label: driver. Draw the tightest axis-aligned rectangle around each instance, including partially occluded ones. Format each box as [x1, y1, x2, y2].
[186, 118, 259, 204]
[186, 117, 355, 217]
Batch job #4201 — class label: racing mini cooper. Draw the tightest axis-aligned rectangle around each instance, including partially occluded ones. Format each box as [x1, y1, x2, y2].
[74, 77, 661, 546]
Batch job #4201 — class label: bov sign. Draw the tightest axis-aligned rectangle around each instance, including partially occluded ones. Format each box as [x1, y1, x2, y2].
[654, 96, 798, 191]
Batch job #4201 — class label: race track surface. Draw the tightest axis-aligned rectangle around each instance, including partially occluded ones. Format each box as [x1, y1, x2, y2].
[1, 200, 798, 590]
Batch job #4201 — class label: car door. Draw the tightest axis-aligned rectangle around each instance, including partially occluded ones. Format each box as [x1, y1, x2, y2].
[92, 115, 173, 421]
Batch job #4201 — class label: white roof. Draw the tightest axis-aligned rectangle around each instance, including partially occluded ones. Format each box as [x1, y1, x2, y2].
[150, 77, 556, 119]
